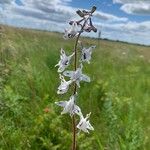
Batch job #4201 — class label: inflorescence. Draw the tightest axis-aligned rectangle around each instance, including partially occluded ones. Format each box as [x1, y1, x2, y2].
[55, 6, 97, 135]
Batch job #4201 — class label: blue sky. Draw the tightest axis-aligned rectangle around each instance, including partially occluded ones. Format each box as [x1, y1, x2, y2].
[0, 0, 150, 45]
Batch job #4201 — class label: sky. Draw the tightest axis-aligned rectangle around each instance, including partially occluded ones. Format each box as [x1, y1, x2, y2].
[0, 0, 150, 45]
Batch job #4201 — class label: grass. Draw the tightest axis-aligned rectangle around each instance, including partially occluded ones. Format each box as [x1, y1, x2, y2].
[0, 25, 150, 150]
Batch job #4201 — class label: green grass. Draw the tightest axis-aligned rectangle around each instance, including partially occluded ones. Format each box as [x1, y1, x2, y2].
[0, 25, 150, 150]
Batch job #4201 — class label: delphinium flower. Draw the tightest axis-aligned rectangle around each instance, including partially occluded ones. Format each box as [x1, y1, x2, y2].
[77, 112, 94, 133]
[57, 74, 72, 94]
[63, 22, 79, 39]
[80, 45, 96, 64]
[55, 95, 81, 116]
[55, 6, 97, 150]
[63, 64, 90, 88]
[55, 48, 74, 72]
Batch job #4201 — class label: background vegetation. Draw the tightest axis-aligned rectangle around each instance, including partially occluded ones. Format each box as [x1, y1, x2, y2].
[0, 25, 150, 150]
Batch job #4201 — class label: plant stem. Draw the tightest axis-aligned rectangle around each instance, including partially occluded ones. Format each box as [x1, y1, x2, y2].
[73, 32, 81, 94]
[72, 114, 76, 150]
[72, 19, 87, 149]
[72, 31, 82, 150]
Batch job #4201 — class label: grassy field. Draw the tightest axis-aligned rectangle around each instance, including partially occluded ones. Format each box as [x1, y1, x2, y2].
[0, 25, 150, 150]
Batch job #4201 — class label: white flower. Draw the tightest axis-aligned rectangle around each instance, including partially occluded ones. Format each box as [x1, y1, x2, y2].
[55, 95, 81, 115]
[63, 22, 79, 39]
[57, 74, 72, 94]
[55, 48, 74, 73]
[77, 112, 94, 133]
[63, 64, 90, 87]
[80, 45, 96, 64]
[83, 23, 92, 32]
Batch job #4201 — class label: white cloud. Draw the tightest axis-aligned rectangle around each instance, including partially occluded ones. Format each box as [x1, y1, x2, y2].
[113, 0, 124, 3]
[0, 0, 14, 4]
[121, 3, 150, 15]
[95, 20, 150, 45]
[113, 0, 146, 4]
[1, 0, 75, 24]
[95, 11, 128, 22]
[113, 0, 150, 15]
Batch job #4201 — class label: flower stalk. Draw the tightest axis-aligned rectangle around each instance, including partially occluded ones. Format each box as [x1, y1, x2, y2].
[72, 29, 83, 150]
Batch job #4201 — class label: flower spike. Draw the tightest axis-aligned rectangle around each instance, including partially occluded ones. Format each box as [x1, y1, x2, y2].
[55, 6, 97, 146]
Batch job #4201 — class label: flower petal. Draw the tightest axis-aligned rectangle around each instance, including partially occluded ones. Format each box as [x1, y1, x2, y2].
[81, 74, 91, 82]
[55, 101, 67, 107]
[87, 120, 94, 130]
[73, 105, 82, 116]
[63, 71, 74, 77]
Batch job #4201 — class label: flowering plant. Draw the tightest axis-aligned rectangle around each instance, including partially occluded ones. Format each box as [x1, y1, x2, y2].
[55, 6, 97, 150]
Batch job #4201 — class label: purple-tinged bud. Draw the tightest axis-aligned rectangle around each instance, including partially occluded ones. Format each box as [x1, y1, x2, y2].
[76, 10, 84, 17]
[89, 18, 97, 33]
[91, 6, 97, 14]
